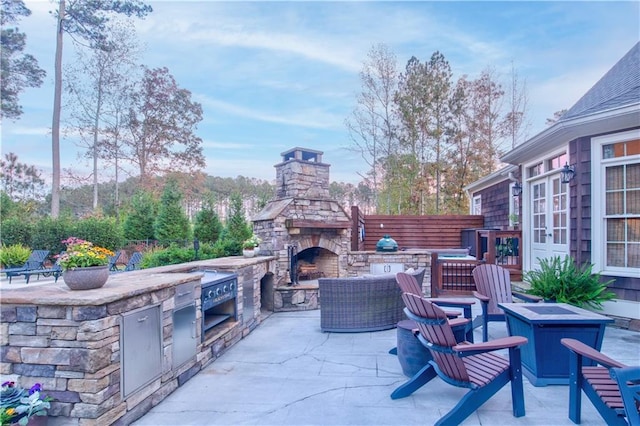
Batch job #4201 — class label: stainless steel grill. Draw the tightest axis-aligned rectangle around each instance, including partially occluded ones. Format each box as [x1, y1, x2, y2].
[200, 270, 237, 340]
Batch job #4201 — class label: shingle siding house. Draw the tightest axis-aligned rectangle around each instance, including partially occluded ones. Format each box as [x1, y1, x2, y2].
[467, 42, 639, 320]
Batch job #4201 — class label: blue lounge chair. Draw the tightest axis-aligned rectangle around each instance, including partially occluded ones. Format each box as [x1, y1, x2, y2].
[20, 254, 63, 284]
[112, 251, 142, 273]
[3, 250, 50, 283]
[108, 250, 122, 271]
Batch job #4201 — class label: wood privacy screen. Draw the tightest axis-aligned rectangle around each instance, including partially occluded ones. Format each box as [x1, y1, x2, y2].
[351, 208, 484, 251]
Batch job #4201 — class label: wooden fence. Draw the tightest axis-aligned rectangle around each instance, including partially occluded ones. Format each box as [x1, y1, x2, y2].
[350, 206, 484, 251]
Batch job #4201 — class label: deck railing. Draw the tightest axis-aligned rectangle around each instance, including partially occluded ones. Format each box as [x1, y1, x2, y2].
[475, 229, 523, 280]
[430, 230, 524, 297]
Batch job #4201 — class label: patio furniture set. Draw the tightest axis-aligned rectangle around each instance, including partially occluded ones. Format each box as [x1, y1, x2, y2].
[318, 265, 639, 426]
[2, 249, 144, 284]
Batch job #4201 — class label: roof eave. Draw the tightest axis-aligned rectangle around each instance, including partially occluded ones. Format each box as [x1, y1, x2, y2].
[501, 103, 640, 165]
[464, 165, 518, 193]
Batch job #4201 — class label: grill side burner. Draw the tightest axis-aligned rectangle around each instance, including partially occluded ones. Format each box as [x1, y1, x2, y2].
[200, 271, 238, 340]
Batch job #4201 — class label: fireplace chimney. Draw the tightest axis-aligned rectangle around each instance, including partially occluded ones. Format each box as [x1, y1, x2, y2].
[275, 147, 329, 199]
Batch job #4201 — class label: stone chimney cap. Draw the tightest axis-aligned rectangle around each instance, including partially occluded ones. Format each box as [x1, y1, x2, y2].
[281, 147, 324, 163]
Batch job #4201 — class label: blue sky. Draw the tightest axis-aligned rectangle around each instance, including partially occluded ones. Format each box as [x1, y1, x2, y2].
[2, 1, 639, 186]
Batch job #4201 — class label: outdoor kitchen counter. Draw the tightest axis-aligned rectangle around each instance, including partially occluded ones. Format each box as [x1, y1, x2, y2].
[0, 255, 276, 305]
[0, 270, 201, 305]
[1, 255, 276, 426]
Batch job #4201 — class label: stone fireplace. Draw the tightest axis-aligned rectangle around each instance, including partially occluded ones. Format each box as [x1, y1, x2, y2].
[252, 147, 351, 288]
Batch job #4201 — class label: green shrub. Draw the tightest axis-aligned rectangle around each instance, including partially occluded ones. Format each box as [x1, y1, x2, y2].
[0, 217, 34, 247]
[31, 217, 74, 255]
[140, 244, 195, 268]
[0, 244, 31, 267]
[196, 242, 219, 260]
[212, 238, 242, 258]
[73, 217, 123, 251]
[524, 255, 616, 309]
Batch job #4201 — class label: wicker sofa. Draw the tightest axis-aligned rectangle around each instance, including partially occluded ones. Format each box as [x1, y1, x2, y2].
[318, 268, 426, 332]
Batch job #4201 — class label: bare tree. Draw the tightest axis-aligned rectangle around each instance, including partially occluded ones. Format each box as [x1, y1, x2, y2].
[546, 109, 568, 126]
[65, 20, 140, 212]
[502, 61, 530, 148]
[469, 67, 505, 173]
[345, 43, 398, 213]
[49, 0, 152, 218]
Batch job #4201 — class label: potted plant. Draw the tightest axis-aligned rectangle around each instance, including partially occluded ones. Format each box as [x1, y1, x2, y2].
[58, 237, 115, 290]
[242, 235, 261, 258]
[523, 255, 616, 309]
[508, 213, 520, 229]
[1, 381, 52, 426]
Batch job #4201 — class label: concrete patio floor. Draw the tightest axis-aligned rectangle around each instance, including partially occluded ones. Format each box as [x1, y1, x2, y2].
[133, 306, 639, 426]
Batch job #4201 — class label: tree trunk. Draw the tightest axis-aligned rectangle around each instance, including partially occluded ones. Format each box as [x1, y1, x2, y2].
[51, 0, 65, 218]
[92, 69, 104, 211]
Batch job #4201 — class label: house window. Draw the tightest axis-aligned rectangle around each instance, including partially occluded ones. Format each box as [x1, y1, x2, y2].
[604, 163, 640, 268]
[594, 130, 640, 274]
[528, 162, 543, 178]
[472, 195, 482, 215]
[549, 153, 568, 170]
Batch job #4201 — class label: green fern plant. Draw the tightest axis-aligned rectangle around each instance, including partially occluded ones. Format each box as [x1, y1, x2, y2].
[0, 244, 31, 268]
[524, 255, 616, 310]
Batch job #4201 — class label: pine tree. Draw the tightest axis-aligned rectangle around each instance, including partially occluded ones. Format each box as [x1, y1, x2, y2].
[122, 191, 156, 241]
[219, 192, 251, 255]
[154, 179, 191, 242]
[193, 195, 222, 244]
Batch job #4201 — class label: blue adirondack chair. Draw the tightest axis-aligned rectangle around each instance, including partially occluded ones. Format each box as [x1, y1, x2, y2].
[390, 272, 474, 400]
[3, 250, 50, 283]
[562, 338, 640, 425]
[400, 292, 527, 425]
[472, 263, 543, 342]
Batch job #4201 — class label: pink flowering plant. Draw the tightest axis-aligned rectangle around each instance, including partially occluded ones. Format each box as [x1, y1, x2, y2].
[58, 237, 114, 270]
[0, 381, 52, 426]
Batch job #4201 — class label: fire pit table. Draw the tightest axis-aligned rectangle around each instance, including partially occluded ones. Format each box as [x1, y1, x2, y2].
[498, 302, 613, 386]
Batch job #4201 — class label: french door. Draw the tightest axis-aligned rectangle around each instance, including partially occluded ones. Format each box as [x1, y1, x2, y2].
[529, 175, 570, 270]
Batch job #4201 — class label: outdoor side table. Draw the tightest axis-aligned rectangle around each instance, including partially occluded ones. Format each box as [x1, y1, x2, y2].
[498, 302, 613, 387]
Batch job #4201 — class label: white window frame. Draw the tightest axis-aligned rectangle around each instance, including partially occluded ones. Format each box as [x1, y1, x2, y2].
[592, 128, 640, 276]
[472, 195, 482, 215]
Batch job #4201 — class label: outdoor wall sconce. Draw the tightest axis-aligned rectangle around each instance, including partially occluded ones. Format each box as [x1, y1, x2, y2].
[512, 182, 523, 197]
[560, 163, 576, 184]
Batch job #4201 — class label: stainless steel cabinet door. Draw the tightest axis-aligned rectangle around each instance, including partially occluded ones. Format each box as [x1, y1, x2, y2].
[121, 305, 162, 397]
[173, 303, 197, 368]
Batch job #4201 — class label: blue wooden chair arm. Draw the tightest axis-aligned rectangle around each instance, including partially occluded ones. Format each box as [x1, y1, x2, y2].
[562, 338, 626, 369]
[512, 291, 543, 303]
[472, 291, 490, 303]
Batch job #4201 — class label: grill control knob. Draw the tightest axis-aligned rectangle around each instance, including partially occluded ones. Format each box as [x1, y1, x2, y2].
[223, 285, 228, 292]
[230, 283, 235, 291]
[215, 288, 222, 296]
[207, 290, 213, 298]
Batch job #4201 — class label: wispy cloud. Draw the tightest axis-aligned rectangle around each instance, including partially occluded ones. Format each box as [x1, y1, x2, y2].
[6, 126, 50, 136]
[196, 95, 343, 130]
